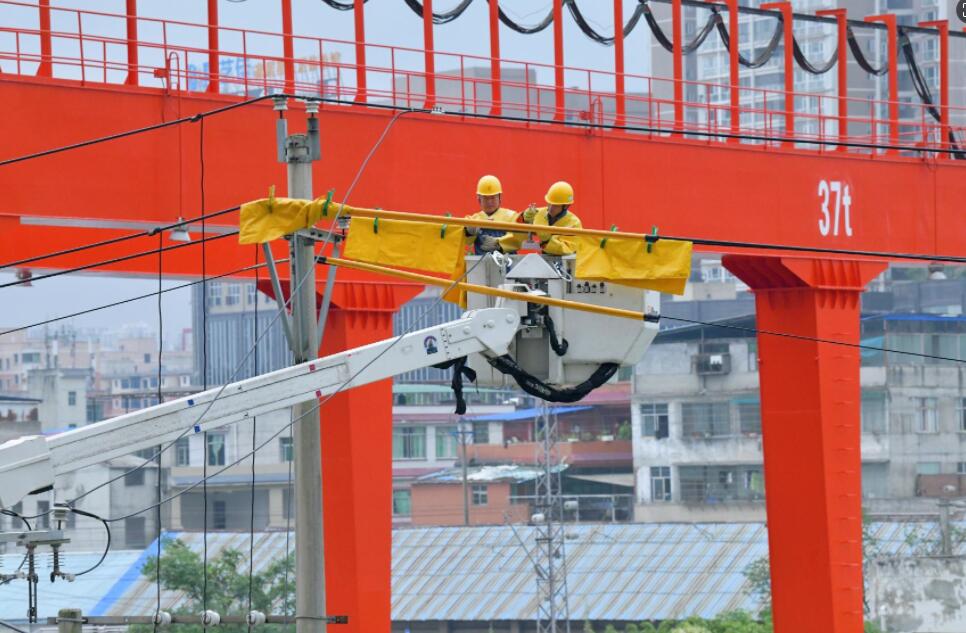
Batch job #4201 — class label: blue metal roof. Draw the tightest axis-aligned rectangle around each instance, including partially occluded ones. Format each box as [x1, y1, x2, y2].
[463, 406, 592, 422]
[6, 521, 965, 623]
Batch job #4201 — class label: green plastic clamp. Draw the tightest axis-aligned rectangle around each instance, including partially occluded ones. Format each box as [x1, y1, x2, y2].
[320, 189, 334, 217]
[646, 225, 658, 253]
[600, 224, 618, 248]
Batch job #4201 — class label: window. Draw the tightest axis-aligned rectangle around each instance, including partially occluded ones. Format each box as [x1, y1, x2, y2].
[435, 426, 458, 459]
[857, 392, 885, 434]
[747, 341, 758, 372]
[37, 501, 50, 529]
[279, 437, 293, 462]
[247, 284, 257, 305]
[207, 433, 226, 466]
[226, 284, 242, 306]
[915, 398, 938, 433]
[639, 403, 669, 439]
[143, 353, 151, 364]
[392, 426, 426, 460]
[125, 517, 146, 548]
[207, 282, 222, 307]
[213, 500, 227, 529]
[67, 391, 76, 406]
[681, 402, 731, 438]
[957, 462, 966, 475]
[175, 437, 190, 466]
[916, 462, 941, 475]
[471, 484, 488, 506]
[392, 489, 411, 516]
[472, 421, 490, 444]
[960, 398, 966, 433]
[650, 466, 672, 502]
[736, 399, 761, 435]
[125, 468, 145, 486]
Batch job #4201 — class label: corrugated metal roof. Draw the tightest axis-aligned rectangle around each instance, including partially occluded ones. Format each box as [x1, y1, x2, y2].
[6, 521, 965, 623]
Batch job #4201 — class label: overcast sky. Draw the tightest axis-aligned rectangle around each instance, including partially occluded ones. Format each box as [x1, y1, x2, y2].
[1, 1, 652, 343]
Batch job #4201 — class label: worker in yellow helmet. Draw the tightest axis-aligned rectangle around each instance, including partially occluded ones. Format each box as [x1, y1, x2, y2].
[463, 175, 520, 255]
[479, 181, 582, 256]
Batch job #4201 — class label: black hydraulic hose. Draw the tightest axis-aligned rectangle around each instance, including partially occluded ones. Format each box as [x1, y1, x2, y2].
[488, 354, 618, 403]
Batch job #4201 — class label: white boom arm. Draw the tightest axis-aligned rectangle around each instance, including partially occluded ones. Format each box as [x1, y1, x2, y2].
[0, 307, 520, 508]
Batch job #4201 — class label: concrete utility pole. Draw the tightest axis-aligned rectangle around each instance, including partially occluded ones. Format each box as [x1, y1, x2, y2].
[276, 97, 327, 633]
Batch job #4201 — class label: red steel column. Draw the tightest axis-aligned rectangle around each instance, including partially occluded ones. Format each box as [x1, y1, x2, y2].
[423, 0, 436, 109]
[866, 14, 898, 154]
[818, 9, 848, 151]
[723, 255, 887, 633]
[672, 0, 683, 130]
[711, 0, 740, 141]
[206, 0, 219, 93]
[354, 0, 367, 102]
[282, 0, 295, 94]
[762, 2, 793, 145]
[613, 0, 625, 127]
[37, 0, 51, 77]
[489, 0, 502, 115]
[553, 0, 564, 121]
[920, 20, 949, 157]
[124, 0, 138, 85]
[319, 286, 416, 633]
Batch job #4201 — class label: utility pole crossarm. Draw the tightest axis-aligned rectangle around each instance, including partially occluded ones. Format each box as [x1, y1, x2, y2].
[0, 308, 520, 508]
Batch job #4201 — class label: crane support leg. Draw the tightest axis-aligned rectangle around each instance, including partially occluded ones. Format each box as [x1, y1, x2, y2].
[723, 255, 886, 633]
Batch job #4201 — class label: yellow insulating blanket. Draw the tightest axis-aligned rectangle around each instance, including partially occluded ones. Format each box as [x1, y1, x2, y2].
[574, 235, 692, 295]
[343, 217, 465, 277]
[238, 196, 335, 245]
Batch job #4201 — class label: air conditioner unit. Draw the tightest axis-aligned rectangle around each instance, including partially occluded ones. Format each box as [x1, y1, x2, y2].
[694, 353, 731, 375]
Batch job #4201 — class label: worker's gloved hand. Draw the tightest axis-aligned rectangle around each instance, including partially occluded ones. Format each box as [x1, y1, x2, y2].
[464, 226, 479, 237]
[478, 235, 503, 253]
[523, 204, 538, 223]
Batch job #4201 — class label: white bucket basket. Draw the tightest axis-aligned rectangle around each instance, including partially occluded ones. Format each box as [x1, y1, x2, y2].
[465, 254, 660, 388]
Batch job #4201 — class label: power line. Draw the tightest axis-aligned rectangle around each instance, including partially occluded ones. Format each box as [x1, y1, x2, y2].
[0, 95, 276, 168]
[0, 206, 239, 270]
[660, 315, 965, 364]
[0, 229, 238, 289]
[60, 107, 418, 515]
[0, 259, 283, 338]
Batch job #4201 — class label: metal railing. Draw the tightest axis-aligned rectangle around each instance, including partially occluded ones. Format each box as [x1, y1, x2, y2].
[1, 0, 964, 156]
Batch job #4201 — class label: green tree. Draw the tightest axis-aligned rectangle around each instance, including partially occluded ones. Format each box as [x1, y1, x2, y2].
[604, 625, 620, 633]
[583, 620, 597, 633]
[132, 538, 295, 633]
[637, 623, 658, 633]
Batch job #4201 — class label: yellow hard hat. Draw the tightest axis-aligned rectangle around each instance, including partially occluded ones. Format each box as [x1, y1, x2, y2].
[476, 175, 502, 196]
[545, 181, 574, 205]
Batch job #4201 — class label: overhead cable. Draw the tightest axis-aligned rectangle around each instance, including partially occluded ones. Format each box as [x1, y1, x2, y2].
[0, 259, 282, 338]
[565, 0, 648, 46]
[661, 315, 964, 364]
[403, 0, 475, 24]
[792, 38, 838, 75]
[0, 95, 275, 168]
[61, 107, 419, 512]
[0, 230, 237, 289]
[489, 0, 554, 34]
[846, 26, 889, 76]
[0, 206, 238, 270]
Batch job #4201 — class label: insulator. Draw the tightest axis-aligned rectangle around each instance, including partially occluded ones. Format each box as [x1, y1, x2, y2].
[246, 611, 266, 626]
[153, 611, 172, 627]
[201, 610, 221, 627]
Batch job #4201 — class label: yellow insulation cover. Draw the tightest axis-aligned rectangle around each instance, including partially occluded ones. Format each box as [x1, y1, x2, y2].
[574, 235, 693, 295]
[343, 217, 465, 276]
[238, 197, 331, 244]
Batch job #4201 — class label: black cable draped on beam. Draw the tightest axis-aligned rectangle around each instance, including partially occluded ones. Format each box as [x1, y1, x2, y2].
[403, 0, 476, 25]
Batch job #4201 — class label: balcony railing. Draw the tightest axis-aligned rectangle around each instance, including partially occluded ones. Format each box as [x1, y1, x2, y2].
[462, 440, 632, 468]
[509, 494, 634, 523]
